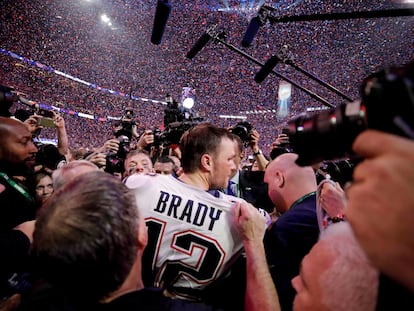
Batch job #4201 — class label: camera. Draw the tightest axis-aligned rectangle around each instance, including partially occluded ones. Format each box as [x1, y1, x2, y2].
[0, 85, 18, 117]
[230, 121, 253, 145]
[152, 128, 168, 148]
[315, 159, 359, 188]
[114, 108, 136, 140]
[286, 61, 414, 166]
[105, 135, 131, 175]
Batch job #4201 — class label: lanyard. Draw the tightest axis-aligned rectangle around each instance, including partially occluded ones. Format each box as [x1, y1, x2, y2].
[290, 191, 316, 210]
[0, 172, 34, 203]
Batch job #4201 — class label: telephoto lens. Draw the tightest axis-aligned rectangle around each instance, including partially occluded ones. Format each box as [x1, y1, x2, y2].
[287, 61, 414, 166]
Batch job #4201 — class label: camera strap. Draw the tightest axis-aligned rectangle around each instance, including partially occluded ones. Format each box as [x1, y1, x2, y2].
[0, 172, 34, 203]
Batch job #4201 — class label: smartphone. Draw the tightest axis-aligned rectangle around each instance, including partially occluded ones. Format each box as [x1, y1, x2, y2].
[37, 116, 56, 128]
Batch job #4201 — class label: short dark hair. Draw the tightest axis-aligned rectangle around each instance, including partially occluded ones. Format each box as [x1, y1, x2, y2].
[33, 171, 139, 302]
[155, 155, 175, 165]
[229, 132, 244, 154]
[179, 123, 233, 173]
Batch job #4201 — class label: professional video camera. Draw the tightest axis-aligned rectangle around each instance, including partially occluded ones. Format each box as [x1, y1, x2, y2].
[151, 120, 203, 150]
[114, 108, 136, 140]
[286, 61, 414, 167]
[150, 94, 205, 149]
[230, 121, 254, 145]
[105, 135, 131, 175]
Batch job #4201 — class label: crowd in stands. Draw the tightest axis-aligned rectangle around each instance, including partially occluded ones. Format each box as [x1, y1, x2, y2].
[1, 1, 414, 310]
[1, 1, 413, 154]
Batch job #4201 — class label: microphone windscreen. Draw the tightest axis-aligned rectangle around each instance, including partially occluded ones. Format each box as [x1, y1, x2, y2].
[186, 33, 211, 60]
[254, 55, 281, 83]
[151, 0, 171, 45]
[241, 16, 261, 48]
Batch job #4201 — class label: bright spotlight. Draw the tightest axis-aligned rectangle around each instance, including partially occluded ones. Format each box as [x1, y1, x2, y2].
[182, 97, 194, 109]
[181, 86, 196, 109]
[101, 14, 110, 23]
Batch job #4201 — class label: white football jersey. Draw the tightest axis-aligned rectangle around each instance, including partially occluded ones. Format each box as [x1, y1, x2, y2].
[125, 174, 245, 300]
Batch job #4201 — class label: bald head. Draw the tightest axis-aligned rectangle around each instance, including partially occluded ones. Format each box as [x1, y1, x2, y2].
[0, 116, 24, 141]
[292, 222, 378, 311]
[264, 153, 317, 213]
[0, 116, 38, 173]
[52, 160, 99, 190]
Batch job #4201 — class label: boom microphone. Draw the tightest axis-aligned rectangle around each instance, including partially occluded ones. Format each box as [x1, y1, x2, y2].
[241, 16, 262, 47]
[186, 32, 211, 60]
[254, 55, 281, 83]
[151, 0, 171, 45]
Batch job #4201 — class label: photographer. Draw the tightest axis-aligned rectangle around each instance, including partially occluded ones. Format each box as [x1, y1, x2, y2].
[248, 128, 269, 171]
[230, 122, 269, 171]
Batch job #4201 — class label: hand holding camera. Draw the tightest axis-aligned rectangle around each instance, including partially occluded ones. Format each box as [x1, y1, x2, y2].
[137, 130, 155, 150]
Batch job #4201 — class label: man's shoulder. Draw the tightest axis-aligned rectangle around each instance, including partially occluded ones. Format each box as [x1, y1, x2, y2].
[124, 173, 162, 188]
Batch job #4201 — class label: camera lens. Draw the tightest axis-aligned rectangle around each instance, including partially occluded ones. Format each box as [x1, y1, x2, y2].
[231, 122, 253, 143]
[287, 101, 367, 166]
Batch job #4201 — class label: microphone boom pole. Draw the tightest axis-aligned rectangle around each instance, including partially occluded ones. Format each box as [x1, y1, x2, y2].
[285, 57, 353, 102]
[209, 31, 335, 108]
[265, 8, 414, 24]
[266, 45, 353, 102]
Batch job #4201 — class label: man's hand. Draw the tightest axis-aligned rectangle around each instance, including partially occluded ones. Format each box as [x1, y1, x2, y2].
[53, 112, 65, 129]
[23, 115, 42, 133]
[97, 139, 120, 154]
[233, 201, 266, 244]
[272, 133, 289, 148]
[137, 130, 154, 150]
[319, 181, 346, 218]
[84, 152, 107, 169]
[346, 130, 414, 292]
[248, 129, 260, 152]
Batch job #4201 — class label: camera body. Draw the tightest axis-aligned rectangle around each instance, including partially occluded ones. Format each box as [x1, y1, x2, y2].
[315, 159, 359, 188]
[230, 121, 254, 145]
[105, 135, 131, 174]
[0, 85, 18, 117]
[286, 61, 414, 166]
[114, 109, 136, 140]
[152, 128, 168, 148]
[152, 121, 200, 149]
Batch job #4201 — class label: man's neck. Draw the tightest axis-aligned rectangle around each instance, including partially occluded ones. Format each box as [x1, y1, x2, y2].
[178, 172, 209, 190]
[101, 257, 144, 304]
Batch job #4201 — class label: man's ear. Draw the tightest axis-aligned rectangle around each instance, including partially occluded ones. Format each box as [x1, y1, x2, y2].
[200, 154, 213, 172]
[137, 216, 148, 251]
[276, 171, 285, 188]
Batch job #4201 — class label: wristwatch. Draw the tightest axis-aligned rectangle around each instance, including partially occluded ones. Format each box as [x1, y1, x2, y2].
[253, 149, 262, 156]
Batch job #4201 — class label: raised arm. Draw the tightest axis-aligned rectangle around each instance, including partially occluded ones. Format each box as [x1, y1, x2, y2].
[234, 201, 280, 311]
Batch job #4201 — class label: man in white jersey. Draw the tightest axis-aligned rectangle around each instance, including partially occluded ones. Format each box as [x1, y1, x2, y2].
[125, 123, 270, 306]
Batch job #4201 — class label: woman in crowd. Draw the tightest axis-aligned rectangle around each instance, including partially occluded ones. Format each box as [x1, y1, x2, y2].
[27, 170, 54, 213]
